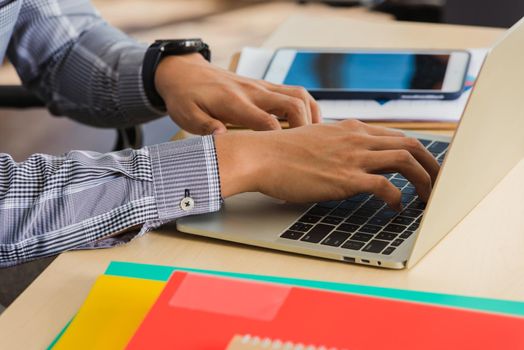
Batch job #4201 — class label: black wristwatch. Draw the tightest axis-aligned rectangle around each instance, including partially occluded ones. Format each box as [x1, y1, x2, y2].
[142, 39, 211, 110]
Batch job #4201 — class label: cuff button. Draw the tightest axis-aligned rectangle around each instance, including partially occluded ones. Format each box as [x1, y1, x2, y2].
[180, 197, 195, 211]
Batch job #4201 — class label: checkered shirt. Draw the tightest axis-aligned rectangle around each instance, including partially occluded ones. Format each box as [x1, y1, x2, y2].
[0, 0, 222, 267]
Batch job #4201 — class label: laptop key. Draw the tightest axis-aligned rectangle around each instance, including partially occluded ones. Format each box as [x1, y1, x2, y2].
[392, 216, 414, 225]
[376, 208, 398, 219]
[322, 216, 343, 225]
[341, 240, 366, 250]
[322, 231, 352, 247]
[419, 139, 432, 147]
[428, 141, 449, 154]
[361, 200, 384, 209]
[307, 206, 332, 217]
[289, 223, 312, 232]
[382, 247, 396, 255]
[391, 238, 404, 247]
[401, 209, 422, 218]
[317, 201, 341, 209]
[330, 207, 351, 217]
[347, 193, 371, 202]
[400, 231, 414, 239]
[301, 224, 334, 243]
[346, 216, 368, 225]
[401, 194, 416, 204]
[299, 215, 322, 224]
[363, 240, 389, 253]
[391, 178, 408, 188]
[402, 185, 417, 195]
[338, 201, 361, 210]
[337, 223, 359, 233]
[376, 232, 398, 241]
[354, 208, 376, 217]
[409, 222, 420, 230]
[384, 224, 406, 233]
[408, 200, 426, 210]
[280, 230, 304, 240]
[350, 233, 374, 242]
[359, 224, 382, 234]
[368, 216, 391, 226]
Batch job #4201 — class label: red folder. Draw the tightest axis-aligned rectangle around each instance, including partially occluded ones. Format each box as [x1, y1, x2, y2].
[126, 272, 524, 349]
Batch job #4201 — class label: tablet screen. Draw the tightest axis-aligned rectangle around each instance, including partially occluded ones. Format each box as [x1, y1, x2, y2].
[282, 52, 450, 91]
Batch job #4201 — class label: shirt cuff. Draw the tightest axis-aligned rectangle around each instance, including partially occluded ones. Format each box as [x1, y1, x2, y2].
[118, 45, 167, 118]
[147, 135, 222, 222]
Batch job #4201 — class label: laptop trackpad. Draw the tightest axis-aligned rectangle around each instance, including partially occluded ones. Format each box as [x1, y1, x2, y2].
[177, 193, 310, 242]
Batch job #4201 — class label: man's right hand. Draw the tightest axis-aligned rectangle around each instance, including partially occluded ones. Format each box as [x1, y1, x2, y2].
[214, 120, 440, 210]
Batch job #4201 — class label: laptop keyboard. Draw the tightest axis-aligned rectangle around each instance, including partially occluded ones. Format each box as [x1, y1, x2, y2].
[280, 139, 449, 256]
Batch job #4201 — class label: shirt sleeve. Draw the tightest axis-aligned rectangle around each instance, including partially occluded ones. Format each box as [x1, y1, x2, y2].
[6, 0, 164, 128]
[0, 136, 222, 268]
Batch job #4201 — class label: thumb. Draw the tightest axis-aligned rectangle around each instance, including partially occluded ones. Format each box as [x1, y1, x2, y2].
[183, 106, 227, 136]
[238, 102, 282, 131]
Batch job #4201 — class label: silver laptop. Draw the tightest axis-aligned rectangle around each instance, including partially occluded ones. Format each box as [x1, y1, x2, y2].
[177, 18, 524, 269]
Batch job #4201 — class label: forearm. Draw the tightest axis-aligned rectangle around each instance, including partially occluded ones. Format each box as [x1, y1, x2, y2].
[8, 0, 164, 128]
[0, 137, 221, 267]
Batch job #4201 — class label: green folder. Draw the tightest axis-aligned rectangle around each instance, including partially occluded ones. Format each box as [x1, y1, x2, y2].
[104, 261, 524, 316]
[48, 260, 524, 349]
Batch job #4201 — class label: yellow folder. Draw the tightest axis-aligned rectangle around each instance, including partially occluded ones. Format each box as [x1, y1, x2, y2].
[53, 275, 164, 350]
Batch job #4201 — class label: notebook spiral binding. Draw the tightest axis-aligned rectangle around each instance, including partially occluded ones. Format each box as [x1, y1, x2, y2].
[226, 334, 341, 350]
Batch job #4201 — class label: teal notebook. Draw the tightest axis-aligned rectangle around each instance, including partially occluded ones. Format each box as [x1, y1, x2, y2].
[48, 261, 524, 349]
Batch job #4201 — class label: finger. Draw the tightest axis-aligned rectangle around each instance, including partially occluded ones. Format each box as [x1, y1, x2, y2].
[310, 94, 322, 123]
[263, 84, 317, 124]
[339, 119, 403, 136]
[362, 150, 433, 202]
[254, 91, 309, 128]
[362, 123, 405, 137]
[175, 105, 227, 136]
[350, 174, 402, 210]
[230, 101, 282, 131]
[366, 136, 440, 183]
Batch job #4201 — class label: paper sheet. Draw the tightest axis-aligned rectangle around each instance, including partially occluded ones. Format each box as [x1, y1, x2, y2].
[236, 47, 489, 122]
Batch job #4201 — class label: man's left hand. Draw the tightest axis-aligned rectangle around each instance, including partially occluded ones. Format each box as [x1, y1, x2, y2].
[154, 53, 321, 135]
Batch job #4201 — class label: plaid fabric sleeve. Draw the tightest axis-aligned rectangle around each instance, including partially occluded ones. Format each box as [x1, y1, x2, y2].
[0, 136, 222, 268]
[7, 0, 165, 128]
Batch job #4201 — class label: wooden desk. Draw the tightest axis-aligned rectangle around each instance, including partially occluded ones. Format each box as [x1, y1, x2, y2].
[2, 13, 523, 350]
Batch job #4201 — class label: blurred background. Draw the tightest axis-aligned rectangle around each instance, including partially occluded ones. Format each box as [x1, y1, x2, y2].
[0, 0, 523, 310]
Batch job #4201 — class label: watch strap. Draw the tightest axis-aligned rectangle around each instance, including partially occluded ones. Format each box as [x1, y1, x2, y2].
[142, 41, 166, 109]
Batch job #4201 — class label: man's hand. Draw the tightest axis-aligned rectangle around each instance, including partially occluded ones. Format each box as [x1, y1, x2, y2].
[215, 120, 440, 210]
[155, 53, 321, 135]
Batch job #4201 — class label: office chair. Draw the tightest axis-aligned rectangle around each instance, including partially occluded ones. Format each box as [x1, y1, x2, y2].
[0, 85, 143, 151]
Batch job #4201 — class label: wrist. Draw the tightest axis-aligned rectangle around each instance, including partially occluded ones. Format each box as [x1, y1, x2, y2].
[154, 53, 208, 101]
[214, 131, 270, 198]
